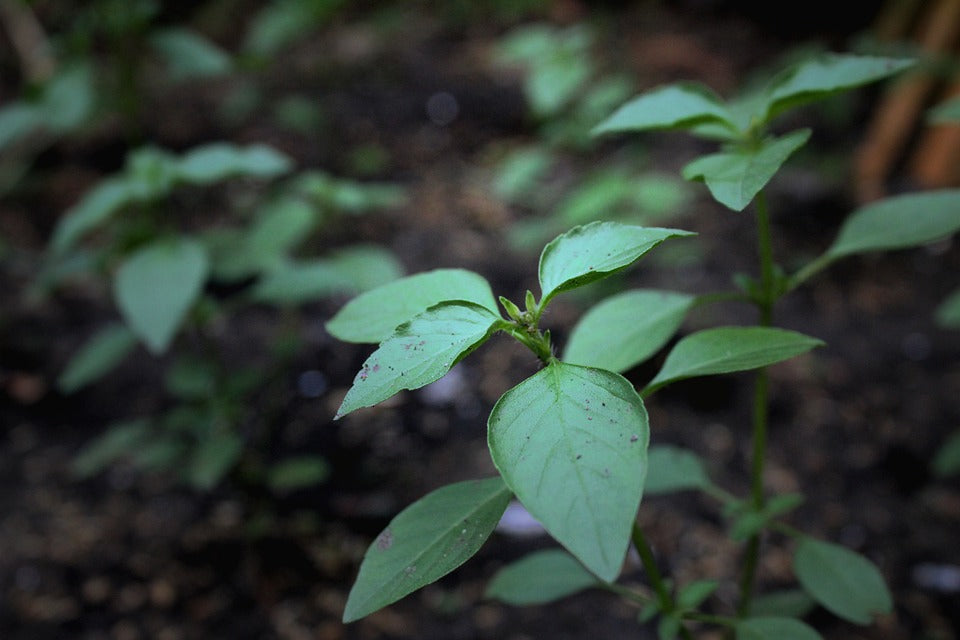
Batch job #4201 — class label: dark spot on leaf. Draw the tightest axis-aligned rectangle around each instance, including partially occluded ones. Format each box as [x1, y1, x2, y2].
[630, 434, 639, 443]
[372, 364, 380, 373]
[576, 454, 582, 460]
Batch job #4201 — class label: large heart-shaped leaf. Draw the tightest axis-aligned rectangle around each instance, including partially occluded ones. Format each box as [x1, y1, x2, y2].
[735, 617, 822, 640]
[564, 289, 694, 372]
[488, 362, 648, 581]
[794, 537, 892, 624]
[761, 54, 915, 123]
[539, 222, 694, 306]
[113, 238, 209, 354]
[592, 83, 736, 135]
[644, 327, 823, 395]
[827, 189, 960, 258]
[485, 549, 599, 605]
[335, 301, 501, 418]
[343, 477, 512, 622]
[326, 269, 498, 344]
[681, 129, 811, 211]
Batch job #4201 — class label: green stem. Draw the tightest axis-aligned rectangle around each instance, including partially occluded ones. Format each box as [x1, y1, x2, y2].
[754, 190, 775, 325]
[631, 521, 672, 611]
[736, 190, 776, 618]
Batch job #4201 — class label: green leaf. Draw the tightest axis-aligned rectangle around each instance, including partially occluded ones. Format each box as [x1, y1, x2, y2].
[40, 63, 96, 133]
[343, 477, 511, 622]
[564, 289, 694, 372]
[750, 589, 817, 618]
[187, 431, 243, 490]
[335, 302, 501, 418]
[175, 143, 292, 184]
[538, 222, 694, 305]
[932, 429, 960, 477]
[325, 269, 498, 344]
[488, 362, 649, 581]
[268, 456, 330, 491]
[72, 419, 152, 477]
[794, 537, 892, 624]
[736, 617, 823, 640]
[245, 198, 318, 268]
[58, 324, 137, 393]
[113, 238, 209, 354]
[644, 327, 823, 395]
[762, 53, 915, 122]
[150, 28, 233, 80]
[935, 288, 960, 329]
[164, 356, 218, 399]
[485, 549, 599, 605]
[319, 245, 404, 292]
[928, 96, 960, 124]
[827, 189, 960, 258]
[0, 103, 41, 151]
[677, 580, 718, 608]
[592, 83, 736, 136]
[729, 493, 804, 541]
[644, 445, 711, 495]
[492, 146, 553, 203]
[49, 178, 137, 254]
[657, 613, 683, 640]
[681, 129, 811, 211]
[249, 260, 356, 304]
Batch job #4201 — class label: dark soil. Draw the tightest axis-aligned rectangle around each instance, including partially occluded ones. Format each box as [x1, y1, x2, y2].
[1, 3, 959, 640]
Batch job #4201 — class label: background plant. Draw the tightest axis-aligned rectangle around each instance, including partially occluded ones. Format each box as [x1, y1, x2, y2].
[44, 141, 406, 492]
[327, 52, 960, 638]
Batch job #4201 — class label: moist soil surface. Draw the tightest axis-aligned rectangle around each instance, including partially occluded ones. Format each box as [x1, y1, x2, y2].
[1, 3, 959, 639]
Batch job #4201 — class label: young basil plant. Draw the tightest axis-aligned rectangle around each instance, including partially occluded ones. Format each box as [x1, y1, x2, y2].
[331, 52, 960, 639]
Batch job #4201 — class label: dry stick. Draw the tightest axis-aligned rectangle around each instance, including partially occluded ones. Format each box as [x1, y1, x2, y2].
[854, 0, 960, 201]
[0, 0, 55, 83]
[910, 80, 960, 187]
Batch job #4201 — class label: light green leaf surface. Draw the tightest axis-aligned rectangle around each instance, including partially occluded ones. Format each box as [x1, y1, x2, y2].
[539, 222, 694, 305]
[485, 549, 599, 605]
[245, 199, 317, 266]
[794, 537, 892, 624]
[644, 326, 823, 395]
[343, 477, 511, 622]
[681, 129, 811, 211]
[326, 269, 498, 344]
[58, 324, 137, 393]
[113, 238, 209, 354]
[827, 189, 960, 258]
[0, 103, 41, 150]
[736, 617, 823, 640]
[762, 54, 915, 122]
[644, 445, 711, 495]
[150, 28, 233, 79]
[175, 143, 292, 184]
[335, 302, 501, 418]
[592, 83, 736, 135]
[488, 362, 649, 581]
[564, 289, 694, 371]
